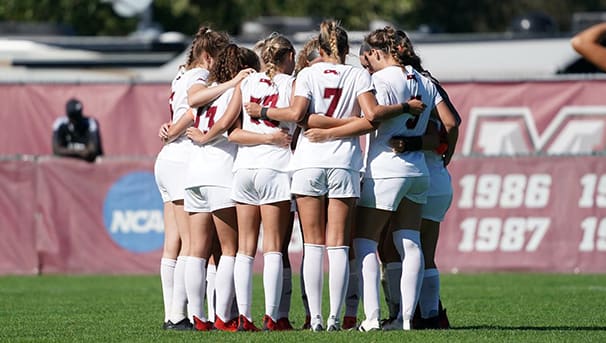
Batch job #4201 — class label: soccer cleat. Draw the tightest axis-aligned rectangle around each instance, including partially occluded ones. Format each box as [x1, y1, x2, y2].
[342, 316, 357, 330]
[164, 318, 193, 331]
[326, 315, 341, 332]
[276, 317, 294, 331]
[309, 315, 324, 332]
[358, 318, 381, 332]
[381, 317, 403, 331]
[214, 316, 238, 332]
[262, 315, 278, 331]
[237, 314, 260, 332]
[439, 300, 451, 329]
[412, 303, 422, 329]
[418, 315, 440, 329]
[193, 316, 214, 331]
[302, 315, 311, 330]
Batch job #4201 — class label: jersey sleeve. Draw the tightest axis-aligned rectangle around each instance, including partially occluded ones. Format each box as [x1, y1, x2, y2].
[187, 69, 210, 89]
[293, 68, 313, 99]
[372, 75, 394, 106]
[354, 68, 374, 97]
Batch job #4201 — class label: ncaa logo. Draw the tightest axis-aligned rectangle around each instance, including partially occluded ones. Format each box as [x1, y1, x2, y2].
[103, 171, 164, 253]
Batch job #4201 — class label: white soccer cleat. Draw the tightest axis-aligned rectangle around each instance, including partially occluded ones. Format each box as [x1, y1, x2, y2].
[326, 315, 341, 332]
[358, 318, 381, 332]
[310, 315, 324, 332]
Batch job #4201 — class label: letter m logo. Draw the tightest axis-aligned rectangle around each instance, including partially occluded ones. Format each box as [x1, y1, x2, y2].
[461, 106, 606, 156]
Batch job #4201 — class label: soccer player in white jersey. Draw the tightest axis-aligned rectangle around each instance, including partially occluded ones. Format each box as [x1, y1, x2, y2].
[245, 20, 412, 332]
[392, 30, 460, 329]
[303, 26, 439, 331]
[155, 25, 229, 331]
[221, 34, 298, 332]
[170, 44, 260, 332]
[190, 44, 291, 332]
[160, 39, 256, 331]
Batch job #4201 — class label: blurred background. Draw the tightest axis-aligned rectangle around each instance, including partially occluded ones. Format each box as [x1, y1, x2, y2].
[1, 0, 605, 275]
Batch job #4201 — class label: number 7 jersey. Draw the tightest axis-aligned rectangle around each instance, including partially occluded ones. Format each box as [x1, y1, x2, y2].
[292, 62, 373, 171]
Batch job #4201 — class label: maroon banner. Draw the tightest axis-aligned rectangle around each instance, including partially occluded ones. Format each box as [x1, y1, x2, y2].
[438, 156, 606, 273]
[444, 80, 606, 156]
[0, 83, 167, 156]
[0, 155, 605, 274]
[0, 158, 38, 274]
[2, 80, 606, 157]
[35, 157, 162, 274]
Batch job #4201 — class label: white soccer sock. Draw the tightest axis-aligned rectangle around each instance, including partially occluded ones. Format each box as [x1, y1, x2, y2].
[419, 268, 440, 318]
[327, 245, 349, 320]
[354, 238, 380, 321]
[185, 256, 207, 322]
[160, 258, 176, 322]
[303, 244, 324, 321]
[234, 253, 254, 321]
[278, 267, 292, 319]
[393, 229, 425, 321]
[206, 263, 217, 322]
[263, 252, 283, 320]
[300, 261, 310, 316]
[344, 259, 360, 318]
[215, 255, 236, 322]
[385, 262, 402, 319]
[168, 256, 188, 323]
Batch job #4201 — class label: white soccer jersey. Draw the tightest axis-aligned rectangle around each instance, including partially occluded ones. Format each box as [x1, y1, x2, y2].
[185, 88, 237, 189]
[157, 67, 209, 162]
[233, 72, 295, 172]
[291, 62, 372, 171]
[364, 65, 442, 178]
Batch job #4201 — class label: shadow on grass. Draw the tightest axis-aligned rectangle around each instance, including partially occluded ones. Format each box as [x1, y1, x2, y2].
[451, 325, 606, 331]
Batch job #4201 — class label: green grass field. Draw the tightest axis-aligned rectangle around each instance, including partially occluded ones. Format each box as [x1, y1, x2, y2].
[1, 273, 605, 342]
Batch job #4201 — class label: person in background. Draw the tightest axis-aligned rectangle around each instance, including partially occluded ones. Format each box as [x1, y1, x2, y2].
[571, 22, 606, 72]
[52, 98, 103, 162]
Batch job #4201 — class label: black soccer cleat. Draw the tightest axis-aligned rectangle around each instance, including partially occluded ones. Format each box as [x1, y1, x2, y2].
[164, 318, 193, 330]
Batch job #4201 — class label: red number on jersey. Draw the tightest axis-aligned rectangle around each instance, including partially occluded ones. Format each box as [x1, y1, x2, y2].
[324, 88, 343, 117]
[203, 106, 218, 132]
[193, 107, 203, 128]
[249, 95, 279, 127]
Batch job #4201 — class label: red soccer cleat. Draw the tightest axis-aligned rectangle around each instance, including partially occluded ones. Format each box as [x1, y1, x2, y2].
[262, 314, 278, 331]
[342, 316, 357, 330]
[237, 314, 260, 332]
[276, 317, 294, 331]
[193, 316, 214, 331]
[214, 315, 238, 332]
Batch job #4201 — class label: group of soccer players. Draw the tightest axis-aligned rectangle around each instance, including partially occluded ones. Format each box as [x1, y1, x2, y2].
[154, 18, 460, 333]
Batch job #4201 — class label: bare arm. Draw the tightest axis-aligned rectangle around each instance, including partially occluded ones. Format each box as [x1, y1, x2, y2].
[301, 114, 357, 130]
[571, 23, 606, 72]
[229, 126, 292, 147]
[304, 117, 378, 142]
[52, 132, 85, 158]
[188, 68, 255, 108]
[357, 91, 420, 123]
[164, 109, 194, 143]
[435, 101, 459, 166]
[187, 86, 243, 145]
[244, 95, 310, 123]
